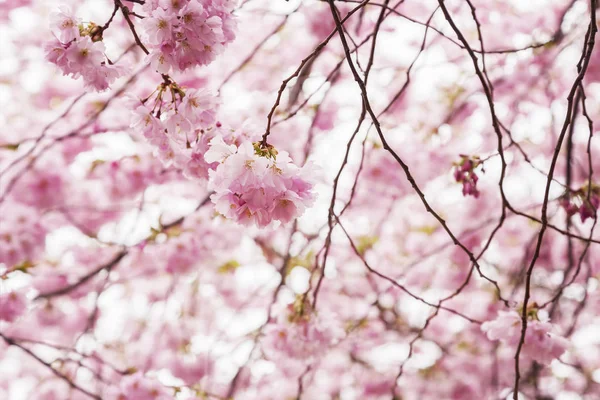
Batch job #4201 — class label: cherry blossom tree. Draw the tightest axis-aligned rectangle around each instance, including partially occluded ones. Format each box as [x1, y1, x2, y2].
[1, 0, 599, 398]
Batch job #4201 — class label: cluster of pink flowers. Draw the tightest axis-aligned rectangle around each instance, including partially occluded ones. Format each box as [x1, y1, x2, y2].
[45, 6, 126, 91]
[183, 130, 219, 180]
[0, 291, 27, 323]
[263, 305, 343, 360]
[559, 185, 600, 222]
[204, 137, 316, 227]
[164, 230, 213, 274]
[141, 0, 236, 73]
[305, 6, 337, 40]
[106, 372, 173, 400]
[129, 84, 219, 168]
[0, 204, 47, 270]
[453, 155, 481, 198]
[12, 166, 65, 209]
[88, 155, 167, 200]
[263, 320, 340, 360]
[482, 310, 569, 365]
[129, 82, 314, 228]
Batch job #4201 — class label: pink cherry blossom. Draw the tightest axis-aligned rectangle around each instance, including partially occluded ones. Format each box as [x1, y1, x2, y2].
[206, 140, 315, 227]
[141, 0, 236, 73]
[2, 0, 600, 399]
[45, 8, 127, 91]
[49, 6, 80, 43]
[0, 203, 47, 269]
[453, 155, 482, 198]
[114, 372, 173, 400]
[482, 311, 569, 365]
[0, 291, 27, 322]
[263, 310, 343, 360]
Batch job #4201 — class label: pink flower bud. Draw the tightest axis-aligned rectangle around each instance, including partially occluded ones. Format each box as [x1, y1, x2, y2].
[579, 203, 595, 222]
[454, 168, 463, 182]
[461, 160, 473, 172]
[0, 291, 27, 322]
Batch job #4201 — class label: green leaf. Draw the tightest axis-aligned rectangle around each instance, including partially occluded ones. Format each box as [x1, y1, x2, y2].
[356, 235, 379, 255]
[1, 143, 19, 151]
[12, 260, 34, 273]
[218, 260, 241, 274]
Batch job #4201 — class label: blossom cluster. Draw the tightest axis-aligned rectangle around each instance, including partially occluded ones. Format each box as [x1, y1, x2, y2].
[87, 155, 168, 201]
[129, 82, 219, 170]
[263, 301, 343, 360]
[141, 0, 236, 73]
[205, 138, 316, 227]
[0, 203, 46, 270]
[9, 0, 598, 397]
[139, 211, 242, 275]
[482, 310, 569, 365]
[559, 184, 600, 222]
[0, 291, 27, 323]
[453, 155, 482, 198]
[44, 7, 126, 91]
[127, 78, 314, 227]
[106, 372, 173, 400]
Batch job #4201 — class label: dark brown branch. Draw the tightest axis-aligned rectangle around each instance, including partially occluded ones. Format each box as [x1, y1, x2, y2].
[511, 2, 597, 396]
[260, 0, 375, 147]
[116, 0, 149, 55]
[326, 0, 510, 309]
